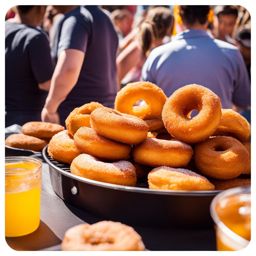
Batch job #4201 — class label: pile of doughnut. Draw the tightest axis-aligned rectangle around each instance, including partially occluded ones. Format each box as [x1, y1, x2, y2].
[5, 121, 64, 152]
[47, 82, 251, 191]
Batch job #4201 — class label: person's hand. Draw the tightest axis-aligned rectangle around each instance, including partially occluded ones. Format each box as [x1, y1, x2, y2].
[41, 107, 60, 124]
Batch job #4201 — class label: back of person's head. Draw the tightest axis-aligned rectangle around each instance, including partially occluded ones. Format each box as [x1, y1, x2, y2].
[216, 5, 239, 19]
[179, 5, 210, 25]
[140, 7, 173, 56]
[17, 6, 34, 14]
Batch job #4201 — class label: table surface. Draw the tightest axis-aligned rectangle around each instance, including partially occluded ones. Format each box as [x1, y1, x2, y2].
[6, 162, 217, 251]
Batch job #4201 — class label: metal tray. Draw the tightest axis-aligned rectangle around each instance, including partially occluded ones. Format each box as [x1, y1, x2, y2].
[42, 147, 220, 228]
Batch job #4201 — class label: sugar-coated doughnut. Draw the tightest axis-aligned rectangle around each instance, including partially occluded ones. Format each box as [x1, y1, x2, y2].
[115, 81, 167, 119]
[61, 221, 145, 251]
[194, 136, 250, 180]
[210, 178, 251, 190]
[162, 84, 222, 143]
[65, 102, 103, 136]
[70, 154, 137, 186]
[74, 127, 131, 160]
[133, 138, 193, 167]
[48, 130, 80, 164]
[90, 107, 149, 144]
[213, 109, 250, 142]
[148, 166, 215, 191]
[21, 121, 64, 139]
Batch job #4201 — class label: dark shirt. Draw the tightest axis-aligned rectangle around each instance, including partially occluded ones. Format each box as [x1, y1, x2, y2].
[5, 22, 53, 125]
[51, 6, 118, 124]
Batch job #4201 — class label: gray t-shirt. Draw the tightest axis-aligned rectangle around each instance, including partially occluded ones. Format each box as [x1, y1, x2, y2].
[142, 29, 250, 109]
[52, 6, 118, 123]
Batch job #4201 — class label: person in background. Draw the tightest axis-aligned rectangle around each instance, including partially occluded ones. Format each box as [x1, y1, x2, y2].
[117, 7, 173, 86]
[5, 5, 53, 126]
[41, 6, 118, 125]
[142, 5, 250, 111]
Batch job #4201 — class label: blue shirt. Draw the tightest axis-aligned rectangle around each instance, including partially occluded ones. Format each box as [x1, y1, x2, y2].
[142, 29, 250, 109]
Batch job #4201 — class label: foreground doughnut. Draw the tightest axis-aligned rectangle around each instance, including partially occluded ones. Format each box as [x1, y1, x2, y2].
[243, 141, 251, 174]
[210, 178, 251, 190]
[71, 154, 137, 186]
[21, 121, 64, 139]
[148, 166, 215, 191]
[61, 221, 145, 251]
[133, 138, 193, 167]
[74, 127, 131, 160]
[162, 84, 221, 143]
[194, 136, 250, 180]
[145, 118, 164, 132]
[48, 130, 80, 164]
[65, 102, 103, 136]
[90, 107, 149, 144]
[213, 109, 250, 142]
[5, 133, 47, 151]
[115, 81, 167, 119]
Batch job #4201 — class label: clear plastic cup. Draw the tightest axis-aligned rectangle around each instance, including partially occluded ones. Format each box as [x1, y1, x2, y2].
[210, 186, 251, 251]
[5, 156, 42, 237]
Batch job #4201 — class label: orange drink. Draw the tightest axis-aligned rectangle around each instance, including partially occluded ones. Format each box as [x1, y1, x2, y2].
[210, 186, 250, 250]
[5, 157, 42, 237]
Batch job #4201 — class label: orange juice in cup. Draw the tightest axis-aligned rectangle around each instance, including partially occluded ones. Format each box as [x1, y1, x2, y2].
[210, 186, 250, 251]
[5, 157, 42, 237]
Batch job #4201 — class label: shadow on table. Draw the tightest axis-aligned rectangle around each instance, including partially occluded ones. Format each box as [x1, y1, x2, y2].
[5, 221, 61, 251]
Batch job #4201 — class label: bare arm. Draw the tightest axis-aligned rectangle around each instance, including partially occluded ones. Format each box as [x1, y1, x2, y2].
[38, 80, 51, 91]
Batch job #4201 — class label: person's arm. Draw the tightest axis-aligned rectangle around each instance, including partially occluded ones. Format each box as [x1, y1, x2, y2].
[38, 80, 51, 91]
[41, 49, 84, 123]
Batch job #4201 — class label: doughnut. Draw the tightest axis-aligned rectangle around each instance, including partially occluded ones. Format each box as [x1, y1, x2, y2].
[90, 107, 149, 144]
[194, 136, 250, 180]
[213, 109, 250, 142]
[162, 84, 222, 143]
[115, 81, 167, 119]
[61, 221, 145, 251]
[5, 133, 47, 152]
[133, 138, 193, 167]
[21, 121, 64, 140]
[70, 154, 137, 186]
[48, 130, 80, 164]
[145, 118, 164, 132]
[148, 166, 215, 191]
[65, 102, 103, 136]
[243, 141, 251, 174]
[74, 127, 131, 160]
[210, 178, 251, 190]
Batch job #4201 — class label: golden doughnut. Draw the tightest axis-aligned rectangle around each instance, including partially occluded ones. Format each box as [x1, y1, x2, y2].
[243, 141, 251, 174]
[133, 138, 193, 167]
[74, 127, 131, 160]
[210, 178, 251, 190]
[194, 136, 250, 180]
[162, 84, 222, 143]
[5, 133, 47, 152]
[115, 81, 167, 119]
[90, 107, 149, 144]
[144, 118, 164, 131]
[65, 102, 103, 136]
[148, 166, 215, 191]
[61, 221, 145, 251]
[70, 153, 137, 186]
[21, 121, 64, 140]
[48, 130, 80, 164]
[213, 109, 250, 142]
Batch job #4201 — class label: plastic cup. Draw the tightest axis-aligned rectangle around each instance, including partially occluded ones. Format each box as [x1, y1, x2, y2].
[5, 156, 42, 237]
[210, 186, 250, 251]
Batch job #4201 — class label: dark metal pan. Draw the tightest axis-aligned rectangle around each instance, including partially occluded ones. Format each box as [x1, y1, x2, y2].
[42, 147, 220, 229]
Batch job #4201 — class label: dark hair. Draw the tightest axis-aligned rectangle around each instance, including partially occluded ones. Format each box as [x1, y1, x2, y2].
[17, 5, 34, 14]
[179, 6, 210, 25]
[217, 6, 239, 18]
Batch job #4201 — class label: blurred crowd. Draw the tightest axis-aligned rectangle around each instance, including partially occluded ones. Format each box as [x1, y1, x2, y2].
[5, 5, 251, 126]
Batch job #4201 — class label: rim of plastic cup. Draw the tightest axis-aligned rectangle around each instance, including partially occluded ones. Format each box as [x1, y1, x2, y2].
[210, 186, 250, 249]
[5, 156, 42, 176]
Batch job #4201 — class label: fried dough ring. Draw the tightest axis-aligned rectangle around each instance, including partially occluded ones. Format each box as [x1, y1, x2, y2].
[144, 118, 164, 132]
[243, 141, 250, 174]
[162, 84, 222, 143]
[148, 166, 215, 191]
[90, 107, 149, 144]
[210, 178, 251, 190]
[133, 138, 193, 167]
[115, 81, 167, 119]
[74, 127, 131, 160]
[47, 130, 80, 164]
[194, 136, 250, 180]
[21, 121, 64, 139]
[70, 154, 137, 186]
[61, 221, 145, 251]
[213, 109, 250, 142]
[65, 102, 103, 136]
